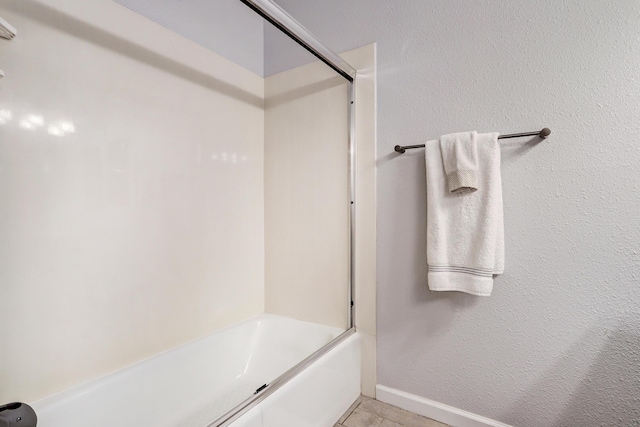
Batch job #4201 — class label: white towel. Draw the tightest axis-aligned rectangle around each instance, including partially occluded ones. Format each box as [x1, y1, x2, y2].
[440, 131, 478, 194]
[425, 132, 504, 296]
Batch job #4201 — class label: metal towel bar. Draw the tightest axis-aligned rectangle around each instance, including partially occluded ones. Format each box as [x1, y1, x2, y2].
[394, 128, 551, 153]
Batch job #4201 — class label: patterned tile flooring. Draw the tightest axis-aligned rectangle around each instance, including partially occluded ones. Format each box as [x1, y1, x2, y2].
[335, 396, 450, 427]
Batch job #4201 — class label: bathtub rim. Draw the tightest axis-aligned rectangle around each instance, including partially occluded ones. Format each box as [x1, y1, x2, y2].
[208, 326, 356, 427]
[31, 313, 344, 414]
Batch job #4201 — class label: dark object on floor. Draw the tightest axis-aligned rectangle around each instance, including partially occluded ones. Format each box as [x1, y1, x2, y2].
[0, 402, 37, 427]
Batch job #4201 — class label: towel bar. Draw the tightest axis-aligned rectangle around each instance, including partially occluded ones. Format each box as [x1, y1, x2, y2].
[394, 128, 551, 154]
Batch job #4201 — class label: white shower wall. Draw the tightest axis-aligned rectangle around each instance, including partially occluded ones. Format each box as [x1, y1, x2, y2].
[0, 0, 265, 403]
[264, 60, 350, 329]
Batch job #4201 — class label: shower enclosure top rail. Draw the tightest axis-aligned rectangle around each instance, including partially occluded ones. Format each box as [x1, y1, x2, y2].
[238, 0, 356, 82]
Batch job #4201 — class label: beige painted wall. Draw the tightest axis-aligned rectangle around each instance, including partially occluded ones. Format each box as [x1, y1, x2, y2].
[0, 0, 264, 403]
[263, 56, 351, 329]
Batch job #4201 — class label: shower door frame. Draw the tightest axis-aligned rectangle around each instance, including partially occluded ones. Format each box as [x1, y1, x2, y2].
[208, 1, 358, 426]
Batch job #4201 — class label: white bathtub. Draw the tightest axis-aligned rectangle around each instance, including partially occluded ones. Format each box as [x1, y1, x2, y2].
[32, 314, 360, 427]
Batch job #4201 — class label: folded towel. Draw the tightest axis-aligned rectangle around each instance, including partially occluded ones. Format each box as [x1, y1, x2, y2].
[440, 131, 478, 194]
[425, 132, 504, 296]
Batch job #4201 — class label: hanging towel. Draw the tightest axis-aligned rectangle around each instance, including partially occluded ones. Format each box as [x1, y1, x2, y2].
[440, 131, 478, 194]
[425, 132, 504, 296]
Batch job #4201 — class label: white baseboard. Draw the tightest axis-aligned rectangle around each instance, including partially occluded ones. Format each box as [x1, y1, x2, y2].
[376, 385, 513, 427]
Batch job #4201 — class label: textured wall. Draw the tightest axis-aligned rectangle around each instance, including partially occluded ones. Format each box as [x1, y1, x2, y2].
[270, 1, 640, 425]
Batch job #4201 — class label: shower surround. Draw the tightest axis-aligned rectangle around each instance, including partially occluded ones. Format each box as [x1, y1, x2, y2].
[0, 0, 376, 425]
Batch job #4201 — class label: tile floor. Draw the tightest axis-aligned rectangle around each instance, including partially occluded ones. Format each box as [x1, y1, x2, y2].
[335, 396, 450, 427]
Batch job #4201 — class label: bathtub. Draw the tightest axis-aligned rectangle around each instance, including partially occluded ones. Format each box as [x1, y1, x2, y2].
[32, 314, 360, 427]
